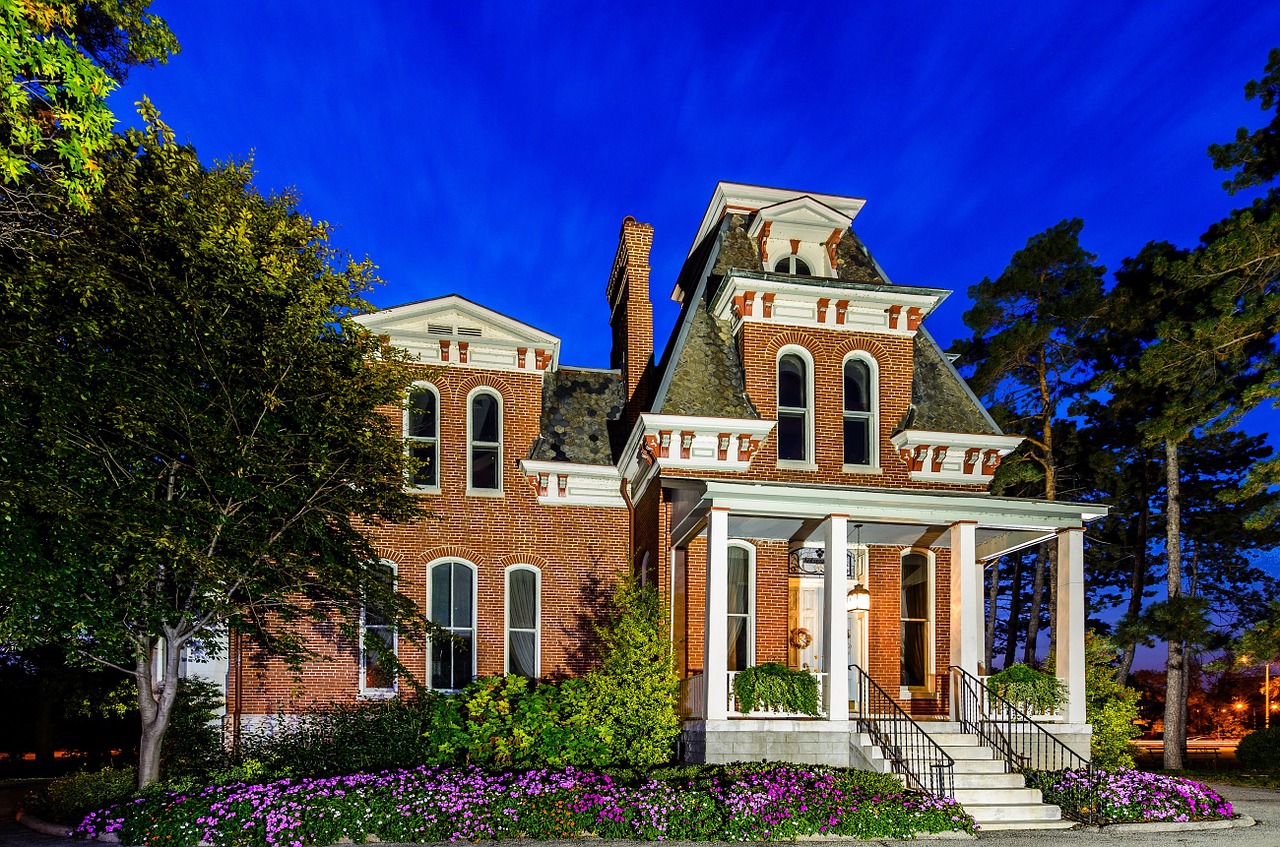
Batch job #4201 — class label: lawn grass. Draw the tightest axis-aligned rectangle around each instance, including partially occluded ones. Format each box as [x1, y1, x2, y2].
[1158, 769, 1280, 789]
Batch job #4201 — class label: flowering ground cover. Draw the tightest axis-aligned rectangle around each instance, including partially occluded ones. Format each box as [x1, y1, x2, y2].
[75, 765, 973, 845]
[1025, 768, 1234, 824]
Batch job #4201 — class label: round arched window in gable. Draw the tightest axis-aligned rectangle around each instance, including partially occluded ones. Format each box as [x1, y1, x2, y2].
[773, 254, 811, 276]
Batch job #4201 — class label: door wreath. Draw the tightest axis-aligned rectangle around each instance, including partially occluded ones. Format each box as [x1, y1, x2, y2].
[789, 627, 813, 649]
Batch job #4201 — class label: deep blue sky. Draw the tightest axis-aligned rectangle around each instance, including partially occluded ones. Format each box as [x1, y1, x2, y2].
[113, 1, 1280, 376]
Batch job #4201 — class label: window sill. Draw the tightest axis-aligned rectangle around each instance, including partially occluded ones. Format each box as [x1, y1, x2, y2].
[777, 460, 819, 471]
[406, 486, 441, 495]
[842, 464, 882, 475]
[466, 487, 505, 497]
[358, 689, 398, 700]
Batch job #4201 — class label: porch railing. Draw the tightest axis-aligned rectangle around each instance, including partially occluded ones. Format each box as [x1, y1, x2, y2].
[727, 670, 826, 717]
[850, 664, 954, 798]
[679, 671, 829, 718]
[950, 666, 1095, 825]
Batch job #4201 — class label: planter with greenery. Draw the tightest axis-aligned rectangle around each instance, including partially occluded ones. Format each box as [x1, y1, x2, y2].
[731, 663, 820, 716]
[986, 663, 1068, 716]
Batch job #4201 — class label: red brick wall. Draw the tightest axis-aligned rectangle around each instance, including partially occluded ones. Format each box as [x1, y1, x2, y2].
[233, 363, 631, 715]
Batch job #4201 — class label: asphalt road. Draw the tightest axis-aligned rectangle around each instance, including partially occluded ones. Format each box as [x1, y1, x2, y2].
[0, 781, 1276, 847]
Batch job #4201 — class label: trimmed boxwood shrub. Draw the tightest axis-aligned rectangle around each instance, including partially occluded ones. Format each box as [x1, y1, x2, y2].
[1237, 726, 1280, 770]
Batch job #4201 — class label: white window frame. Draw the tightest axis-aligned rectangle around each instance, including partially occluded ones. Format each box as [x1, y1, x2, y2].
[726, 541, 756, 671]
[404, 381, 440, 492]
[425, 557, 477, 692]
[841, 352, 880, 472]
[466, 387, 503, 495]
[899, 548, 936, 699]
[504, 564, 541, 678]
[776, 346, 816, 469]
[360, 559, 398, 699]
[772, 253, 812, 276]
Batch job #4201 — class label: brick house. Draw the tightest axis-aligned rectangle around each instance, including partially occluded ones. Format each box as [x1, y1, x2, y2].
[214, 183, 1102, 803]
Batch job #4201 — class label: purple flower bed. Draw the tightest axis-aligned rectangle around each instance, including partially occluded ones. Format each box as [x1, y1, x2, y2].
[75, 765, 973, 845]
[1028, 768, 1233, 824]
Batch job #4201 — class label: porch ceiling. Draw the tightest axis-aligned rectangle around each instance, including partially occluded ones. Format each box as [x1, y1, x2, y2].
[724, 515, 1053, 559]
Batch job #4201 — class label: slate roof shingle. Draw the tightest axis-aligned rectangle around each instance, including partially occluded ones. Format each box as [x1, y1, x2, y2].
[528, 368, 625, 465]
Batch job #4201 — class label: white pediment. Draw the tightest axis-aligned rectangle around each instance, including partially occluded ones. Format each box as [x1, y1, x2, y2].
[747, 196, 854, 236]
[356, 295, 561, 372]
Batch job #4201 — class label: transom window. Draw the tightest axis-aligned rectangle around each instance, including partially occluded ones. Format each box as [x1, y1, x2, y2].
[506, 566, 540, 679]
[901, 551, 932, 689]
[469, 390, 502, 491]
[773, 254, 811, 275]
[777, 352, 810, 463]
[843, 357, 875, 466]
[727, 544, 755, 672]
[361, 561, 397, 696]
[429, 560, 474, 690]
[406, 385, 438, 489]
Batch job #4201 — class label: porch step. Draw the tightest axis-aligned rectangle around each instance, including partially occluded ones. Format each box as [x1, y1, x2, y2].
[950, 758, 1010, 774]
[949, 786, 1044, 806]
[952, 772, 1026, 789]
[963, 804, 1076, 830]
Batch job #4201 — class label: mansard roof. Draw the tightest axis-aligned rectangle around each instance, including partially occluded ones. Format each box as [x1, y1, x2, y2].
[900, 329, 1001, 436]
[527, 367, 625, 466]
[662, 307, 758, 419]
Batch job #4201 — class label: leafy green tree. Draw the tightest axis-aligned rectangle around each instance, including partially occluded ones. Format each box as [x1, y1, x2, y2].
[959, 219, 1104, 660]
[1209, 47, 1280, 196]
[1083, 634, 1141, 770]
[0, 111, 426, 788]
[0, 0, 177, 240]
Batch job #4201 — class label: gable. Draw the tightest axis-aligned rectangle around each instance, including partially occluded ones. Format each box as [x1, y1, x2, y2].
[356, 294, 561, 372]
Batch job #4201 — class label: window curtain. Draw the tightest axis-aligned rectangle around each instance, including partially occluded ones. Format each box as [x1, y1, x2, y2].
[727, 549, 750, 672]
[508, 569, 538, 678]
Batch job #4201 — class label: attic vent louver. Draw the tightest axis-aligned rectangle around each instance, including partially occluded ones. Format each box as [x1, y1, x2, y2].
[427, 323, 453, 335]
[457, 326, 483, 337]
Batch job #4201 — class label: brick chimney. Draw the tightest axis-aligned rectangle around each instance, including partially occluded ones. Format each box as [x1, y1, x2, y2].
[607, 217, 654, 430]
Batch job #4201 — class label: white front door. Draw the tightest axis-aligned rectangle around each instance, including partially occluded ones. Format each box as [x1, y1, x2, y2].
[790, 579, 865, 703]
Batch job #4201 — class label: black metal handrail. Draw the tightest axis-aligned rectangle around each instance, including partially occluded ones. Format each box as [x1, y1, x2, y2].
[949, 665, 1095, 825]
[850, 664, 954, 798]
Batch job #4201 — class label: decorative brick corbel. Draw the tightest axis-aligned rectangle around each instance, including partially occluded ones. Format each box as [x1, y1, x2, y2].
[742, 291, 755, 317]
[931, 445, 948, 473]
[658, 430, 672, 458]
[732, 295, 744, 319]
[982, 449, 1002, 476]
[643, 434, 660, 457]
[789, 238, 801, 257]
[516, 347, 527, 368]
[457, 341, 469, 364]
[534, 349, 551, 370]
[910, 445, 929, 472]
[887, 305, 903, 330]
[963, 447, 981, 475]
[836, 299, 849, 325]
[717, 433, 731, 462]
[762, 293, 775, 319]
[825, 228, 843, 269]
[680, 431, 695, 460]
[757, 221, 772, 263]
[737, 434, 758, 462]
[439, 339, 450, 362]
[536, 473, 549, 497]
[817, 297, 831, 323]
[906, 307, 924, 331]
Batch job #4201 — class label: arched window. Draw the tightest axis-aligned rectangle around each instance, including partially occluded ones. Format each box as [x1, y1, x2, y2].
[506, 565, 540, 679]
[727, 543, 755, 671]
[405, 384, 438, 489]
[468, 389, 502, 492]
[843, 356, 877, 467]
[900, 551, 934, 690]
[361, 560, 397, 697]
[773, 254, 811, 275]
[428, 559, 475, 690]
[777, 351, 811, 463]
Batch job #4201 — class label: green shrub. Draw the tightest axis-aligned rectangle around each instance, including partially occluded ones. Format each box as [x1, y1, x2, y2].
[1083, 634, 1141, 770]
[987, 663, 1068, 715]
[577, 576, 679, 766]
[160, 678, 229, 786]
[25, 766, 136, 824]
[732, 663, 820, 716]
[1237, 726, 1280, 770]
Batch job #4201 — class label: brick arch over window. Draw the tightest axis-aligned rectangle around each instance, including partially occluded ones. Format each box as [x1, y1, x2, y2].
[833, 336, 892, 364]
[414, 545, 488, 566]
[494, 552, 551, 570]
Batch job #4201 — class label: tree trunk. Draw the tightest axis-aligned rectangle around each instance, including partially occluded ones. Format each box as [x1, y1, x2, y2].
[1163, 439, 1186, 771]
[1004, 551, 1023, 669]
[136, 635, 183, 789]
[1024, 545, 1047, 665]
[1117, 450, 1152, 686]
[985, 557, 1000, 673]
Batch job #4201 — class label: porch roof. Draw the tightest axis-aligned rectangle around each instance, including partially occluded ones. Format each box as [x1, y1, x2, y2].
[665, 478, 1107, 561]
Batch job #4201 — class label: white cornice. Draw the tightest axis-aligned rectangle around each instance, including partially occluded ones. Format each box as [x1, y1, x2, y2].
[691, 183, 867, 258]
[619, 414, 777, 500]
[889, 430, 1025, 484]
[517, 460, 625, 508]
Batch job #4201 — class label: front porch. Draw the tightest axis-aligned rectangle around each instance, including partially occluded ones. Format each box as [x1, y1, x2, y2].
[667, 478, 1103, 768]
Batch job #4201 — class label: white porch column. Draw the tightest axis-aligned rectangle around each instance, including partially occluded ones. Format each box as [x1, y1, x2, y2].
[823, 514, 849, 720]
[949, 521, 981, 678]
[1056, 527, 1087, 723]
[704, 507, 730, 720]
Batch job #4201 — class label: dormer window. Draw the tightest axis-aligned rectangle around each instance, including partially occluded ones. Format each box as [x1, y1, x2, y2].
[773, 254, 811, 276]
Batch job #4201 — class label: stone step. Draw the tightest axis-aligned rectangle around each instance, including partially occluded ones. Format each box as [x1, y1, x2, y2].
[951, 786, 1044, 807]
[964, 801, 1063, 823]
[918, 732, 985, 746]
[950, 758, 1011, 774]
[951, 771, 1026, 789]
[939, 745, 996, 760]
[974, 818, 1078, 831]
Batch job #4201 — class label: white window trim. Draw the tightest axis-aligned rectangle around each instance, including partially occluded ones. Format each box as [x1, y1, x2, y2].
[360, 559, 398, 699]
[776, 346, 816, 470]
[404, 381, 440, 493]
[466, 386, 503, 496]
[727, 541, 756, 670]
[425, 557, 478, 692]
[899, 548, 936, 700]
[504, 564, 541, 678]
[841, 352, 880, 472]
